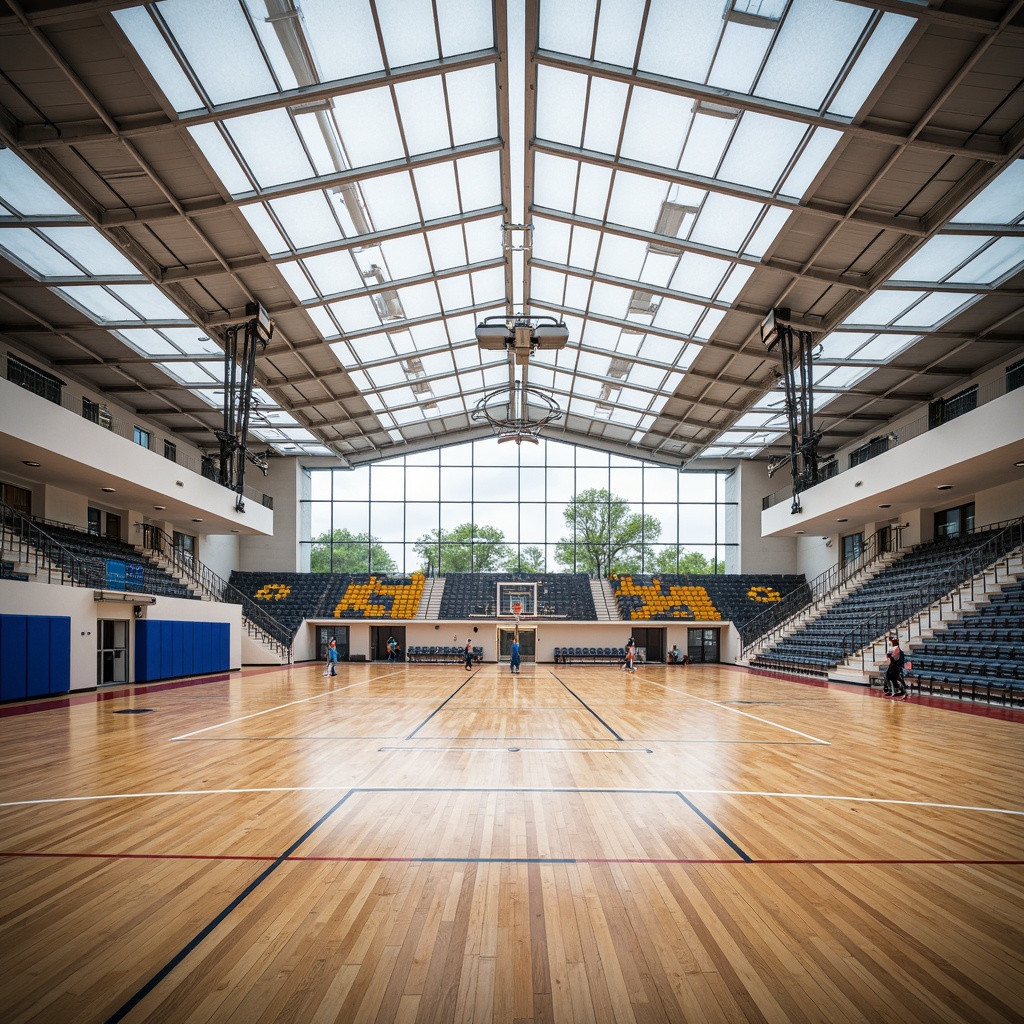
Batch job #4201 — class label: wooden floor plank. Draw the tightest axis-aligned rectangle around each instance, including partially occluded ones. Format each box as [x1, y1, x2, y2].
[0, 662, 1021, 1022]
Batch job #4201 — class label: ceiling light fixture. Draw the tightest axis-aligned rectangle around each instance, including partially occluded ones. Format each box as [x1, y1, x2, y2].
[878, 503, 891, 509]
[191, 518, 203, 522]
[153, 505, 166, 511]
[937, 484, 953, 490]
[837, 518, 848, 523]
[1015, 461, 1024, 468]
[22, 460, 40, 467]
[101, 487, 116, 493]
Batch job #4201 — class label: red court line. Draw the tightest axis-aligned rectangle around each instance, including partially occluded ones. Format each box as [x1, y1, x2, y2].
[741, 665, 1024, 721]
[0, 664, 294, 718]
[2, 850, 1021, 867]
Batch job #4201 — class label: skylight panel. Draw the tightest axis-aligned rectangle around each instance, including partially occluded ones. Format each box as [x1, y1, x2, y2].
[188, 124, 251, 195]
[531, 268, 567, 306]
[446, 65, 498, 145]
[224, 110, 314, 190]
[950, 160, 1024, 224]
[158, 0, 275, 105]
[157, 360, 217, 385]
[531, 217, 571, 263]
[533, 153, 579, 212]
[437, 0, 494, 55]
[755, 0, 870, 108]
[654, 298, 702, 334]
[300, 0, 384, 80]
[596, 236, 647, 280]
[56, 286, 140, 322]
[465, 218, 503, 262]
[744, 205, 791, 258]
[456, 151, 502, 211]
[379, 235, 431, 279]
[890, 235, 985, 282]
[269, 192, 342, 249]
[719, 113, 806, 192]
[574, 163, 613, 221]
[114, 328, 179, 357]
[330, 294, 384, 332]
[679, 109, 735, 179]
[359, 173, 420, 229]
[112, 7, 203, 112]
[278, 260, 317, 302]
[0, 150, 77, 216]
[395, 282, 441, 318]
[718, 264, 755, 303]
[853, 335, 912, 362]
[818, 330, 873, 360]
[638, 0, 721, 82]
[607, 171, 668, 233]
[707, 21, 774, 94]
[0, 230, 81, 278]
[583, 77, 629, 154]
[427, 225, 469, 269]
[39, 228, 140, 276]
[302, 250, 364, 294]
[376, 0, 440, 66]
[892, 292, 976, 329]
[537, 67, 587, 146]
[563, 275, 591, 312]
[334, 88, 405, 167]
[843, 289, 925, 325]
[396, 77, 452, 155]
[109, 284, 188, 320]
[470, 267, 505, 303]
[539, 0, 597, 56]
[828, 12, 915, 117]
[240, 203, 289, 255]
[690, 194, 761, 251]
[947, 238, 1024, 285]
[620, 88, 690, 169]
[639, 252, 676, 288]
[593, 0, 644, 65]
[670, 253, 730, 298]
[695, 307, 726, 340]
[780, 127, 842, 199]
[308, 306, 340, 338]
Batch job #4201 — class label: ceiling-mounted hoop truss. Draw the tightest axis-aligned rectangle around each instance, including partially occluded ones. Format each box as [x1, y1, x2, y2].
[471, 380, 563, 445]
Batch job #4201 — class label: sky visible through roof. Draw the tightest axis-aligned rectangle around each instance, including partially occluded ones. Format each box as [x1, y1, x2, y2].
[0, 0, 1022, 462]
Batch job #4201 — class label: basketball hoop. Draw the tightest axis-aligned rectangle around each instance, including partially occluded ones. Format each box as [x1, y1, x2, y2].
[471, 381, 562, 445]
[512, 600, 522, 622]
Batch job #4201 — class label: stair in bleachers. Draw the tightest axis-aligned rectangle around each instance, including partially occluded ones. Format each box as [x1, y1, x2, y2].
[418, 576, 445, 618]
[590, 578, 619, 620]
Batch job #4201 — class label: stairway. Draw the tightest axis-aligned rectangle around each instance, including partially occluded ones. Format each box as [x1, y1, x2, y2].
[590, 578, 619, 621]
[418, 576, 446, 618]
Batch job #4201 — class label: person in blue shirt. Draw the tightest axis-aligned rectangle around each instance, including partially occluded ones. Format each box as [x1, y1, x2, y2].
[324, 637, 338, 677]
[510, 636, 521, 674]
[387, 636, 398, 663]
[463, 640, 475, 671]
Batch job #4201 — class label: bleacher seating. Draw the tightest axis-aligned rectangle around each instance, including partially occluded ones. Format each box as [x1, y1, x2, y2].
[406, 645, 483, 664]
[437, 573, 597, 620]
[900, 577, 1024, 705]
[229, 571, 427, 640]
[752, 526, 1017, 676]
[37, 522, 195, 599]
[1, 559, 28, 582]
[610, 574, 808, 627]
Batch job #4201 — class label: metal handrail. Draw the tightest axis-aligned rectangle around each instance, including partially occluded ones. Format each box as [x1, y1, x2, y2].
[138, 525, 293, 660]
[838, 516, 1024, 672]
[0, 500, 97, 588]
[739, 524, 901, 657]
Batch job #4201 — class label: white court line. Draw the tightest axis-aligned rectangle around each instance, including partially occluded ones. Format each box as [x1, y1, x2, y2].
[171, 670, 404, 740]
[1, 784, 1021, 817]
[634, 677, 832, 745]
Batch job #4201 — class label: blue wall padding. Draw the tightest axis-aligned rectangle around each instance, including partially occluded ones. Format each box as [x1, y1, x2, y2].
[134, 619, 230, 682]
[0, 615, 70, 701]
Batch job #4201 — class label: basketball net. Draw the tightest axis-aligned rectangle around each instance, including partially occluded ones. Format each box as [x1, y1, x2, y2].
[512, 600, 522, 624]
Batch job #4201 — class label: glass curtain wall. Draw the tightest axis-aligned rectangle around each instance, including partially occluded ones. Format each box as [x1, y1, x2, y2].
[301, 438, 734, 576]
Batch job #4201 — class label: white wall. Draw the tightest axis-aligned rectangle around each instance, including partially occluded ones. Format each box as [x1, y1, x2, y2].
[730, 462, 797, 572]
[0, 579, 242, 691]
[239, 457, 306, 571]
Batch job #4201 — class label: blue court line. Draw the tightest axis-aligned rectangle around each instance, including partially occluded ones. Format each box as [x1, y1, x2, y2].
[405, 673, 476, 739]
[676, 792, 753, 863]
[550, 672, 624, 741]
[103, 790, 354, 1024]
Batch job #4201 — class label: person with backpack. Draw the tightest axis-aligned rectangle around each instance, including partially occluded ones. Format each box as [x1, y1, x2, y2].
[884, 636, 909, 698]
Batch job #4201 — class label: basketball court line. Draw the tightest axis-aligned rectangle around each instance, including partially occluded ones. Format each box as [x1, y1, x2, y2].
[2, 784, 1020, 818]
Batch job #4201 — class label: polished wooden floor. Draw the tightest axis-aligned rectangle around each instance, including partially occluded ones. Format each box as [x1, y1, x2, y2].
[0, 661, 1022, 1024]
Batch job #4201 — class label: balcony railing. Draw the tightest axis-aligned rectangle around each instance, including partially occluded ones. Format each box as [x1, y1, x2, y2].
[762, 374, 1018, 512]
[2, 351, 272, 510]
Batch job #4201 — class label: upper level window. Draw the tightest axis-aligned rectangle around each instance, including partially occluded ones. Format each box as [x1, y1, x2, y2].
[164, 439, 177, 462]
[83, 396, 112, 428]
[133, 426, 150, 449]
